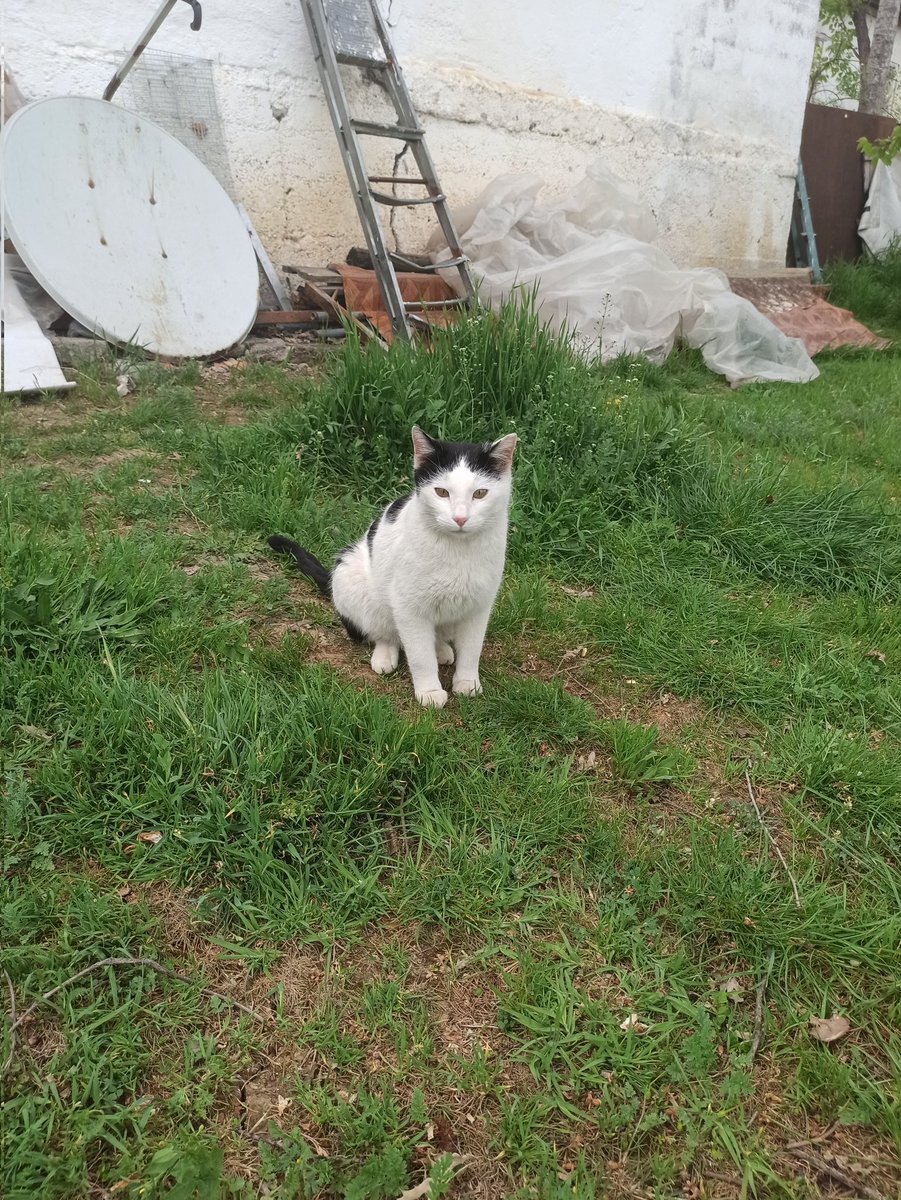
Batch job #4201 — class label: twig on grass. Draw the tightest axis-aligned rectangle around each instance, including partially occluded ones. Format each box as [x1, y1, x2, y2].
[744, 760, 802, 909]
[750, 947, 776, 1063]
[784, 1146, 884, 1200]
[784, 1119, 839, 1150]
[2, 955, 265, 1075]
[2, 969, 17, 1077]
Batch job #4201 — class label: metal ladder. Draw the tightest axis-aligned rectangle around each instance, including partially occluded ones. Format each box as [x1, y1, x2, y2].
[299, 0, 474, 341]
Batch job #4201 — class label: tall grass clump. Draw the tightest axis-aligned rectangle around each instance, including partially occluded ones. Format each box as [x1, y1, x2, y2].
[199, 298, 901, 593]
[824, 242, 901, 334]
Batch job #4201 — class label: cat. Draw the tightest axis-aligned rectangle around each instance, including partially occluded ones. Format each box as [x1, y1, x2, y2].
[268, 426, 518, 707]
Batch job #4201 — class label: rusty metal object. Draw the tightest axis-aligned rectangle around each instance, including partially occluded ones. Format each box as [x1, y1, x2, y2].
[730, 276, 889, 355]
[331, 263, 460, 343]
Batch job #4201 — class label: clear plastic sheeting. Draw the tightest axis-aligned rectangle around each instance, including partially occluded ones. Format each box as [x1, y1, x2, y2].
[431, 161, 818, 384]
[859, 159, 901, 257]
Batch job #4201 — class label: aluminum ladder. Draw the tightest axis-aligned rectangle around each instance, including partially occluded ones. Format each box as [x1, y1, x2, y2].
[299, 0, 474, 341]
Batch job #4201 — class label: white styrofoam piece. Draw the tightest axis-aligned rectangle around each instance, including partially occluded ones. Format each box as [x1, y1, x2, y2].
[1, 268, 75, 394]
[0, 96, 259, 358]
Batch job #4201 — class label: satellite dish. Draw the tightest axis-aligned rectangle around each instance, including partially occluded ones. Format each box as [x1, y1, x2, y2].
[1, 96, 259, 358]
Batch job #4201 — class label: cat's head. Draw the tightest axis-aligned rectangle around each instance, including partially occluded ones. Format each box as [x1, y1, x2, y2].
[411, 427, 518, 536]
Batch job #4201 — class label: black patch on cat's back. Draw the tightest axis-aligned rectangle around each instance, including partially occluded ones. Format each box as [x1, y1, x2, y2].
[384, 493, 411, 523]
[366, 516, 380, 558]
[414, 439, 501, 488]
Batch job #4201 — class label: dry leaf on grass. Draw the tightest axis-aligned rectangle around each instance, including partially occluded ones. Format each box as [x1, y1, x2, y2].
[562, 646, 588, 661]
[809, 1015, 851, 1043]
[865, 648, 887, 665]
[136, 831, 163, 846]
[619, 1013, 649, 1034]
[277, 1095, 291, 1117]
[18, 724, 52, 740]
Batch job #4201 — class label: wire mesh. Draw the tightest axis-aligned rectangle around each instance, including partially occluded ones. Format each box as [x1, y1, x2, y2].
[120, 49, 235, 198]
[120, 49, 286, 311]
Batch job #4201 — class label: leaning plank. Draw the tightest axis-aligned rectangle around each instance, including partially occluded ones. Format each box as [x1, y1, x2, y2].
[1, 270, 75, 395]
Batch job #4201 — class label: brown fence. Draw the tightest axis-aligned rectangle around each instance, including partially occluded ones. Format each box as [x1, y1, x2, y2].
[798, 103, 897, 263]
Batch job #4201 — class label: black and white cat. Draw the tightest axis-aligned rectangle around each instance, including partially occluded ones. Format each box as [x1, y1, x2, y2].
[269, 426, 517, 707]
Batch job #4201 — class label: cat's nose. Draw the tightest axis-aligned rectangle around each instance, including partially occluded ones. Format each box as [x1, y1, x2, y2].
[454, 515, 468, 528]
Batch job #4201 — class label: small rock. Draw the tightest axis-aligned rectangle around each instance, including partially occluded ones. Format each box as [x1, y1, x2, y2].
[244, 340, 291, 364]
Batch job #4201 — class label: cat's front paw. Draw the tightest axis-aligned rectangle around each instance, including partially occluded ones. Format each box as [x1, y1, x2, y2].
[416, 686, 448, 708]
[453, 676, 482, 697]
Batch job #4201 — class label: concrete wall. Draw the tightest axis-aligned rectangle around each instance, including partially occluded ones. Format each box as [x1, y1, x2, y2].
[6, 0, 819, 275]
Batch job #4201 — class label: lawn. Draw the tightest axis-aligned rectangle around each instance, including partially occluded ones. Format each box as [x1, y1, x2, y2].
[1, 292, 900, 1199]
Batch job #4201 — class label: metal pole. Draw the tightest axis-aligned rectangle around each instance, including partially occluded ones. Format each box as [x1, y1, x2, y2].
[796, 161, 822, 283]
[102, 0, 201, 102]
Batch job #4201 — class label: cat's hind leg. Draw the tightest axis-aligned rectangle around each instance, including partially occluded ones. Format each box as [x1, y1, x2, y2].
[435, 628, 455, 666]
[371, 642, 400, 674]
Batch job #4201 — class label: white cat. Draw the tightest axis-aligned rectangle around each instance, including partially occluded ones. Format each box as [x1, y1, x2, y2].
[269, 426, 517, 707]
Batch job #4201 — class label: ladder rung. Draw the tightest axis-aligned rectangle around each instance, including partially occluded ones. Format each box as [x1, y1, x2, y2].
[350, 119, 423, 140]
[392, 253, 468, 272]
[370, 189, 445, 207]
[367, 176, 428, 185]
[335, 51, 388, 67]
[403, 298, 467, 310]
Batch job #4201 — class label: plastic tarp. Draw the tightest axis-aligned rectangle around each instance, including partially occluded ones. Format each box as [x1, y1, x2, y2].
[859, 159, 901, 256]
[431, 161, 818, 384]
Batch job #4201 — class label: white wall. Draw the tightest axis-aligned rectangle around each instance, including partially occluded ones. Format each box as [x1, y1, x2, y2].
[6, 0, 819, 275]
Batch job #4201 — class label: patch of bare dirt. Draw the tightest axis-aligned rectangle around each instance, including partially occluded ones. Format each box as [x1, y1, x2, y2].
[181, 555, 231, 576]
[630, 691, 706, 736]
[18, 1018, 68, 1069]
[192, 370, 257, 427]
[246, 579, 377, 685]
[169, 514, 210, 536]
[110, 875, 901, 1199]
[1, 397, 88, 434]
[132, 891, 526, 1194]
[91, 448, 153, 469]
[243, 557, 282, 583]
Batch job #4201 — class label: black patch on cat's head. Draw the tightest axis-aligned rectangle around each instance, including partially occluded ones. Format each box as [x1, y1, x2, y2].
[412, 430, 505, 489]
[384, 494, 411, 523]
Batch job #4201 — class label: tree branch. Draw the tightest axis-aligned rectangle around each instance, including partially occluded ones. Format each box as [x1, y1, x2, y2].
[853, 5, 871, 65]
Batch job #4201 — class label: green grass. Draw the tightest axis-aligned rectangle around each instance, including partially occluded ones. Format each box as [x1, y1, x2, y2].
[1, 303, 900, 1198]
[824, 241, 901, 340]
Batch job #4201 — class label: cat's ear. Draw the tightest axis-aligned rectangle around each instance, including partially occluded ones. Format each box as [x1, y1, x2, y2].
[411, 426, 436, 470]
[489, 433, 518, 473]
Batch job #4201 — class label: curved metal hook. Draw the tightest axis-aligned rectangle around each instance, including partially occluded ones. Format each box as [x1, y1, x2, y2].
[182, 0, 202, 31]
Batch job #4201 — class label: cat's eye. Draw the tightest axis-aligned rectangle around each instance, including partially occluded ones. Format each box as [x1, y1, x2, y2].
[473, 488, 488, 499]
[434, 487, 449, 498]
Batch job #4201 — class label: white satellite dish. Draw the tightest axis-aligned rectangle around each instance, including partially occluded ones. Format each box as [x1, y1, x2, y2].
[0, 96, 259, 358]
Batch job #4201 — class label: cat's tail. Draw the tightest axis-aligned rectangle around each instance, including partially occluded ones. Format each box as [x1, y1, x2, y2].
[267, 534, 332, 599]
